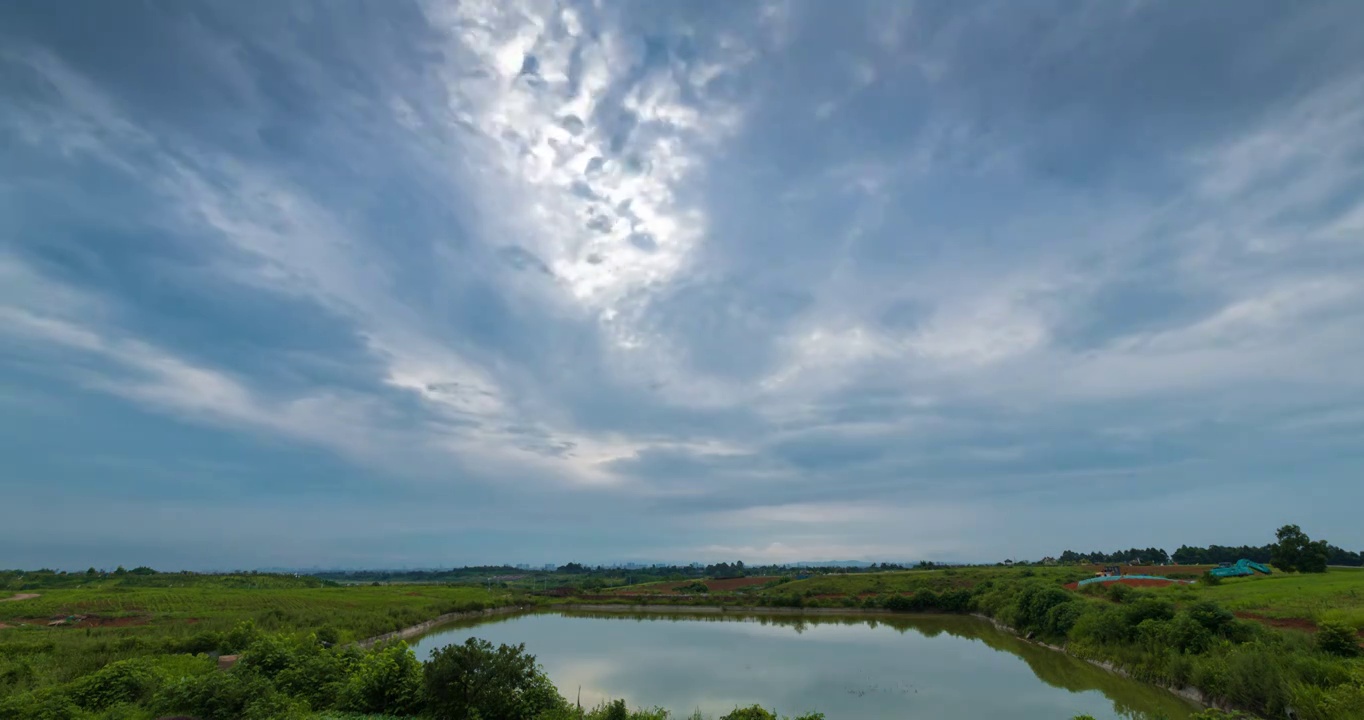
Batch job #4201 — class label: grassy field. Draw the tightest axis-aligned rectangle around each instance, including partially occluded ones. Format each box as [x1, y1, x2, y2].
[4, 565, 1363, 719]
[1191, 566, 1364, 629]
[0, 583, 515, 640]
[0, 576, 515, 699]
[607, 565, 1364, 635]
[753, 566, 1083, 596]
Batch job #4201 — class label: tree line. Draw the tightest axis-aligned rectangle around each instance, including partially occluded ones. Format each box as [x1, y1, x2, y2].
[1056, 547, 1171, 565]
[1057, 525, 1362, 569]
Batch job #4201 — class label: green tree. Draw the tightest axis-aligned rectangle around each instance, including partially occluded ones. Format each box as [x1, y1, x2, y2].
[424, 637, 565, 720]
[1272, 525, 1330, 573]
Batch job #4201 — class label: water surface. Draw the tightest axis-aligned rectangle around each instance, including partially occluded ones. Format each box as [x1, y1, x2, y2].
[409, 611, 1195, 719]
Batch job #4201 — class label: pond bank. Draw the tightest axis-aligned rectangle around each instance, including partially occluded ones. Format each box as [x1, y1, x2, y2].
[357, 604, 530, 648]
[564, 604, 1230, 712]
[968, 613, 1244, 715]
[392, 603, 1229, 716]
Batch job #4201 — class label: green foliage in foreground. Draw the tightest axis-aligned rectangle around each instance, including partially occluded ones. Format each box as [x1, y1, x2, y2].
[0, 626, 825, 720]
[970, 580, 1364, 720]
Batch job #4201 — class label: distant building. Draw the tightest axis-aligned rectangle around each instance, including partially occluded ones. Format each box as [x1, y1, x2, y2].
[542, 564, 556, 571]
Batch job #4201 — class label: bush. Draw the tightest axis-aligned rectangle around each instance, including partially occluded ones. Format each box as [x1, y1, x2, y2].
[155, 668, 275, 720]
[718, 707, 824, 720]
[1107, 583, 1134, 603]
[1316, 622, 1361, 657]
[1158, 614, 1213, 654]
[1186, 601, 1235, 635]
[938, 589, 973, 612]
[241, 691, 309, 720]
[1121, 598, 1175, 628]
[1015, 585, 1073, 632]
[722, 708, 777, 720]
[424, 638, 565, 720]
[1045, 601, 1088, 637]
[1072, 608, 1131, 645]
[339, 642, 424, 716]
[68, 658, 159, 711]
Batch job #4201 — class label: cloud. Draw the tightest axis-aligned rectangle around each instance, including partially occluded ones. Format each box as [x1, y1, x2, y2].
[3, 0, 1364, 568]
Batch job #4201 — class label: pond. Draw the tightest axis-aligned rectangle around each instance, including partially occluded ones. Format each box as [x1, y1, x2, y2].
[408, 610, 1197, 719]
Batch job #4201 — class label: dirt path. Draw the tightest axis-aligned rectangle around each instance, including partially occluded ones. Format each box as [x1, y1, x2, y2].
[1, 593, 39, 602]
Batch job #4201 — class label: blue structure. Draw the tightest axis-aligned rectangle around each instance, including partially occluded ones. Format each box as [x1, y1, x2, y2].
[1208, 559, 1273, 578]
[1076, 574, 1193, 587]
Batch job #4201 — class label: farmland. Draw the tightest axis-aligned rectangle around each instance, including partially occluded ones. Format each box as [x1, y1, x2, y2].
[0, 574, 514, 642]
[3, 563, 1363, 719]
[1189, 566, 1364, 630]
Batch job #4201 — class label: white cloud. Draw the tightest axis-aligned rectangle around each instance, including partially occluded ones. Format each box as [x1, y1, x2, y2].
[422, 0, 748, 314]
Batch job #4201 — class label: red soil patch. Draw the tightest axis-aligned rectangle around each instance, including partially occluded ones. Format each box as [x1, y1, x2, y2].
[704, 576, 779, 592]
[1234, 612, 1319, 633]
[1, 593, 40, 602]
[1083, 565, 1213, 577]
[1234, 613, 1364, 643]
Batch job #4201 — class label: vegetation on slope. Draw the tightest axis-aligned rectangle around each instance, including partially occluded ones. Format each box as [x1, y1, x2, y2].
[0, 628, 824, 720]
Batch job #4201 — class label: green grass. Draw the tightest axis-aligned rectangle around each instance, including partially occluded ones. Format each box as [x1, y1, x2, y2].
[0, 576, 519, 699]
[1190, 567, 1364, 629]
[752, 566, 1086, 597]
[1, 585, 514, 639]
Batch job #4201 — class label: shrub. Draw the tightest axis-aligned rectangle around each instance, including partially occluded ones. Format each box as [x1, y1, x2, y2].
[424, 637, 565, 720]
[223, 620, 260, 654]
[1121, 598, 1175, 628]
[718, 707, 824, 720]
[68, 658, 159, 711]
[1185, 601, 1235, 635]
[155, 668, 275, 720]
[722, 708, 777, 720]
[276, 642, 358, 709]
[340, 642, 424, 716]
[1316, 622, 1361, 657]
[1015, 585, 1073, 632]
[1045, 601, 1088, 637]
[1072, 608, 1130, 645]
[1160, 614, 1213, 654]
[242, 691, 309, 720]
[938, 589, 973, 612]
[1107, 583, 1134, 603]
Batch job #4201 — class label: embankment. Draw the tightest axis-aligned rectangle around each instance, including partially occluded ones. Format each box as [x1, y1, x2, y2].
[357, 605, 529, 648]
[969, 613, 1239, 714]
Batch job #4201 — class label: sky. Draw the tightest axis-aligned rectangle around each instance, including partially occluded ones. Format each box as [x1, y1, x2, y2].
[3, 1, 1364, 571]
